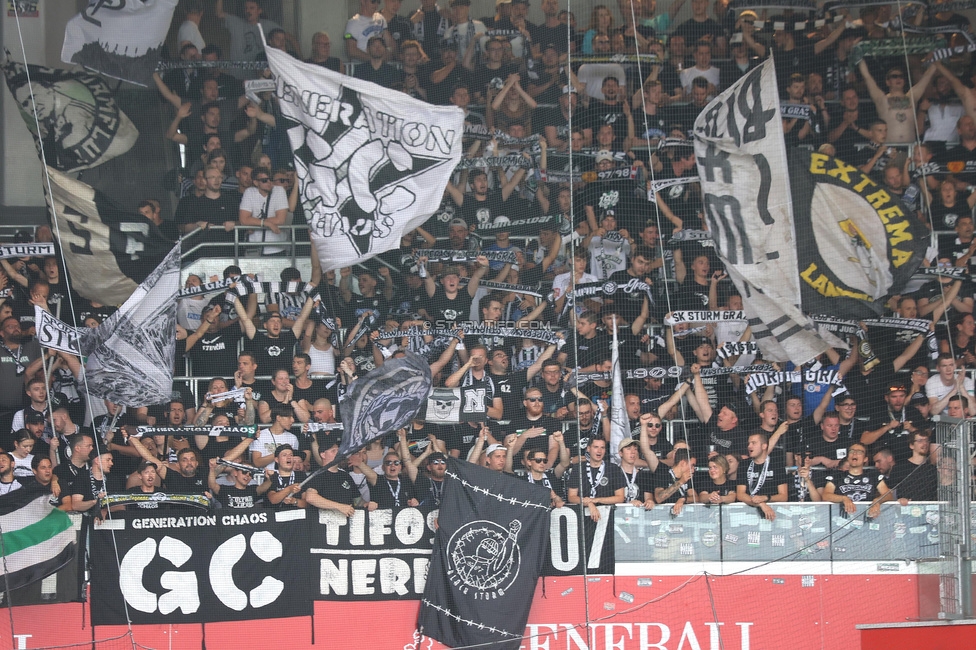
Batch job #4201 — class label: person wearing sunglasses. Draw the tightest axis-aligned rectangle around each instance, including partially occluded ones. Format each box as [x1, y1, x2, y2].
[504, 387, 559, 472]
[400, 444, 450, 508]
[857, 57, 936, 147]
[521, 433, 569, 509]
[368, 452, 419, 509]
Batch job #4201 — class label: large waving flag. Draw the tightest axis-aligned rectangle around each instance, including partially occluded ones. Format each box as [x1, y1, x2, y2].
[337, 352, 432, 459]
[418, 458, 550, 650]
[0, 490, 76, 592]
[46, 167, 173, 306]
[80, 243, 180, 407]
[263, 46, 464, 271]
[2, 59, 138, 171]
[62, 0, 179, 87]
[693, 59, 828, 363]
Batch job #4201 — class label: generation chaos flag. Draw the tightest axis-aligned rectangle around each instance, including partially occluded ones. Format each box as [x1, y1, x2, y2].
[790, 150, 928, 318]
[0, 490, 76, 592]
[608, 316, 629, 464]
[337, 352, 433, 459]
[418, 458, 550, 650]
[62, 0, 179, 87]
[46, 167, 172, 305]
[693, 58, 828, 363]
[2, 58, 138, 171]
[263, 45, 464, 272]
[78, 243, 180, 407]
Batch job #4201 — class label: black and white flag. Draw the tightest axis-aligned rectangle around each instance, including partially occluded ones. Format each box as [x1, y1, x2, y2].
[424, 387, 488, 424]
[35, 307, 83, 355]
[337, 352, 432, 460]
[264, 46, 464, 272]
[694, 58, 827, 364]
[46, 167, 173, 305]
[80, 243, 180, 407]
[2, 60, 138, 171]
[62, 0, 179, 87]
[790, 150, 928, 319]
[418, 458, 550, 650]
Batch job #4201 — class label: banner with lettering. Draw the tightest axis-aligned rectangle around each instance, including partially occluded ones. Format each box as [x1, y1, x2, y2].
[310, 507, 436, 601]
[693, 58, 827, 364]
[790, 151, 929, 319]
[89, 510, 311, 625]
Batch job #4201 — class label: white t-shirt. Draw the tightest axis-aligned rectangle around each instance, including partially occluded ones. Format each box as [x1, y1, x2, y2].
[177, 297, 208, 331]
[926, 373, 975, 414]
[345, 13, 387, 52]
[680, 65, 721, 94]
[178, 20, 206, 51]
[249, 429, 299, 472]
[239, 186, 290, 254]
[588, 234, 631, 280]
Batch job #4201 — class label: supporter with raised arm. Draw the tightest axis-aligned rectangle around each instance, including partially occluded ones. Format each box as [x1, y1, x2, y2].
[857, 59, 936, 145]
[208, 458, 262, 509]
[165, 101, 257, 160]
[823, 442, 891, 518]
[735, 432, 788, 520]
[654, 447, 695, 515]
[215, 0, 281, 75]
[617, 438, 654, 509]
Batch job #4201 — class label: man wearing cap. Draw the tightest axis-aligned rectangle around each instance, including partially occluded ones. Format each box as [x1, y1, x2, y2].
[305, 435, 360, 517]
[446, 163, 527, 229]
[862, 383, 924, 461]
[235, 293, 315, 375]
[346, 0, 393, 63]
[444, 0, 488, 58]
[403, 450, 449, 508]
[540, 84, 586, 151]
[736, 432, 788, 520]
[250, 406, 301, 470]
[568, 438, 626, 522]
[23, 410, 51, 461]
[617, 437, 655, 508]
[208, 457, 262, 509]
[687, 363, 747, 459]
[355, 35, 402, 86]
[447, 217, 480, 255]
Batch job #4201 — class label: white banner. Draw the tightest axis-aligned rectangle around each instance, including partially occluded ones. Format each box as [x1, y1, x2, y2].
[34, 307, 83, 355]
[693, 58, 827, 364]
[0, 243, 54, 260]
[62, 0, 179, 87]
[264, 47, 464, 272]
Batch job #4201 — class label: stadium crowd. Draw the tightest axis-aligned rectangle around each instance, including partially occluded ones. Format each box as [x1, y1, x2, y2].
[4, 0, 976, 520]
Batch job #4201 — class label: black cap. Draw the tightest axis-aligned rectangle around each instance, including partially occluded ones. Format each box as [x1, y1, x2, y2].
[274, 443, 297, 457]
[25, 410, 46, 425]
[428, 452, 448, 463]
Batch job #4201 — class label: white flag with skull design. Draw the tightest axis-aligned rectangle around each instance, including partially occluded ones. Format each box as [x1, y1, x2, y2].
[265, 47, 465, 271]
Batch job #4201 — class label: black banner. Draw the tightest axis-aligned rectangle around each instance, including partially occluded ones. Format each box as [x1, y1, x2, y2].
[90, 510, 312, 625]
[418, 458, 551, 650]
[310, 507, 436, 601]
[791, 151, 928, 319]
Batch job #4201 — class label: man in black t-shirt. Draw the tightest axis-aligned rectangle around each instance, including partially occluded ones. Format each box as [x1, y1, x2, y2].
[823, 442, 890, 517]
[371, 452, 419, 509]
[804, 412, 851, 489]
[421, 258, 489, 325]
[687, 365, 747, 459]
[735, 432, 788, 520]
[304, 436, 359, 517]
[886, 431, 938, 502]
[585, 77, 630, 146]
[566, 438, 625, 521]
[445, 167, 527, 229]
